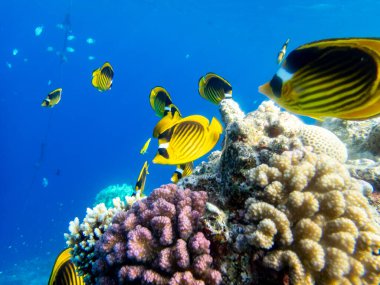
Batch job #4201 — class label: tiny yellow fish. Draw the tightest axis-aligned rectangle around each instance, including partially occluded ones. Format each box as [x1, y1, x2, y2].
[153, 104, 182, 138]
[277, 38, 290, 65]
[153, 115, 223, 165]
[92, 62, 114, 91]
[41, 88, 62, 107]
[259, 38, 380, 121]
[48, 248, 85, 285]
[198, 73, 232, 104]
[135, 161, 149, 196]
[171, 162, 193, 183]
[140, 138, 151, 154]
[149, 86, 173, 117]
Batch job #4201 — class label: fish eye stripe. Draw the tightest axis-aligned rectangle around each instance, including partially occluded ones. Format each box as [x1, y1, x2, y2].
[269, 75, 283, 97]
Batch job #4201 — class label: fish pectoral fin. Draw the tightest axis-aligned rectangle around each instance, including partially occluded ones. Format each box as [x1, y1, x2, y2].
[309, 115, 325, 122]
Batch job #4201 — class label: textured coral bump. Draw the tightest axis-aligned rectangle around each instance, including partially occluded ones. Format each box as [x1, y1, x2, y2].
[92, 184, 222, 285]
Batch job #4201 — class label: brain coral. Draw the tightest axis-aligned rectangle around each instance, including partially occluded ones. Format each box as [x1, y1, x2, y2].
[179, 99, 380, 285]
[298, 125, 347, 163]
[91, 184, 222, 285]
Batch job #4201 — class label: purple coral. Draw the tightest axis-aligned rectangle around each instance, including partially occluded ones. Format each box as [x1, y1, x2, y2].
[92, 184, 222, 285]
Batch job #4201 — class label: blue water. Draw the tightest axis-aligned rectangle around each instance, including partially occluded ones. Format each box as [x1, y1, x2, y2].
[0, 0, 379, 283]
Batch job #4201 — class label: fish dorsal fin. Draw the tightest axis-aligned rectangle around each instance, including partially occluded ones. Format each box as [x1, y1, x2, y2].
[153, 110, 181, 138]
[91, 69, 100, 87]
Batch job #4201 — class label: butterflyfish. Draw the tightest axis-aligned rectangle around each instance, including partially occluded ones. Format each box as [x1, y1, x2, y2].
[171, 162, 193, 183]
[149, 86, 173, 117]
[153, 115, 223, 165]
[140, 138, 152, 154]
[277, 38, 290, 65]
[198, 73, 232, 104]
[135, 161, 149, 196]
[41, 88, 62, 107]
[153, 104, 182, 138]
[48, 248, 85, 285]
[259, 38, 380, 121]
[92, 62, 114, 92]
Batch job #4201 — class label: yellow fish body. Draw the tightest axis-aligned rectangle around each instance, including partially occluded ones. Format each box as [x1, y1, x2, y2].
[277, 38, 290, 65]
[135, 161, 149, 196]
[41, 88, 62, 107]
[149, 86, 173, 117]
[198, 73, 232, 104]
[92, 62, 114, 91]
[153, 104, 182, 138]
[140, 138, 151, 154]
[48, 248, 85, 285]
[171, 162, 193, 183]
[259, 38, 380, 120]
[153, 115, 223, 165]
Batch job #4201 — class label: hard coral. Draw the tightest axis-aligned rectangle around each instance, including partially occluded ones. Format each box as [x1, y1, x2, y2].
[94, 183, 135, 208]
[180, 99, 380, 285]
[91, 184, 222, 285]
[245, 150, 380, 285]
[64, 197, 132, 283]
[320, 117, 380, 190]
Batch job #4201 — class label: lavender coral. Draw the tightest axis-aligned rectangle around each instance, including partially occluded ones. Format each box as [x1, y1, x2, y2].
[91, 184, 222, 285]
[64, 196, 140, 283]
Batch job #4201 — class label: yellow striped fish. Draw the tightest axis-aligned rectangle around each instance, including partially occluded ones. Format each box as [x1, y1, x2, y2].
[198, 73, 232, 104]
[171, 162, 193, 183]
[259, 38, 380, 120]
[149, 86, 173, 117]
[153, 103, 182, 138]
[153, 115, 223, 165]
[140, 138, 151, 154]
[277, 38, 290, 65]
[92, 62, 114, 91]
[41, 88, 62, 107]
[135, 161, 149, 196]
[48, 248, 85, 285]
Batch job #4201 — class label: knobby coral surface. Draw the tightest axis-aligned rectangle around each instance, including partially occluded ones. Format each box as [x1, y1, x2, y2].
[91, 184, 222, 285]
[320, 117, 380, 190]
[179, 99, 380, 285]
[65, 197, 136, 283]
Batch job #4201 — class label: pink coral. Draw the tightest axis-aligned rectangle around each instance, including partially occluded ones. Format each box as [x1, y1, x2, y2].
[91, 184, 222, 285]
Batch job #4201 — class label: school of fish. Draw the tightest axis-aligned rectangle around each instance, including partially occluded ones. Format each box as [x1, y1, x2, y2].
[48, 37, 380, 283]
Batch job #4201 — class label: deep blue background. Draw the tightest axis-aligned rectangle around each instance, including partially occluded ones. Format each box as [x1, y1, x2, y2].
[0, 0, 378, 283]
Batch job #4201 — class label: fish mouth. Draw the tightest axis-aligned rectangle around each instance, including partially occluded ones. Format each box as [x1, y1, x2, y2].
[258, 82, 272, 96]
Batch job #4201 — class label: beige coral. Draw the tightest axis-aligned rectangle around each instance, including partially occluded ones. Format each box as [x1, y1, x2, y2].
[245, 150, 380, 285]
[298, 125, 348, 163]
[181, 99, 380, 285]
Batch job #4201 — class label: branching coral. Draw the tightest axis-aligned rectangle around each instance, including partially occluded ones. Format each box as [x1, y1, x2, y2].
[64, 197, 137, 283]
[91, 184, 222, 285]
[180, 99, 380, 285]
[245, 150, 380, 284]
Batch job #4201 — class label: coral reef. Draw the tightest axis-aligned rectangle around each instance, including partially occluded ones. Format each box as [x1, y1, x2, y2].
[320, 118, 380, 190]
[64, 99, 380, 285]
[179, 99, 380, 285]
[319, 118, 380, 159]
[65, 197, 136, 283]
[94, 183, 135, 208]
[91, 184, 222, 285]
